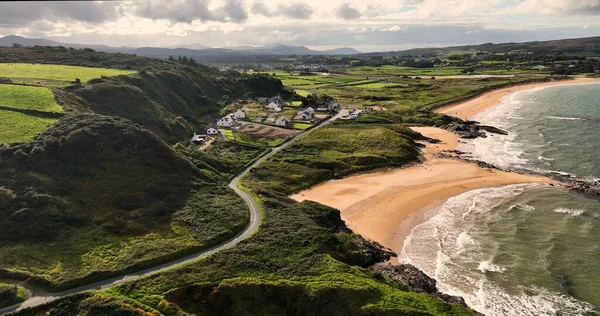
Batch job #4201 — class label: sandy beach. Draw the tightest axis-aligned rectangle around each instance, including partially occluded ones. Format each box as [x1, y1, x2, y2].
[288, 78, 595, 260]
[436, 77, 600, 120]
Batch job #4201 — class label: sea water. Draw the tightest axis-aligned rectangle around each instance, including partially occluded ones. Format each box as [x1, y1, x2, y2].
[401, 83, 600, 315]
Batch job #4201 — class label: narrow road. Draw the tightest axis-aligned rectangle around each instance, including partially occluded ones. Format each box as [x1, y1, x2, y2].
[0, 112, 339, 315]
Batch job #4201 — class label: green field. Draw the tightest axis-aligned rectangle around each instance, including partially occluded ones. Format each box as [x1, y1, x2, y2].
[281, 78, 317, 86]
[223, 129, 235, 141]
[292, 123, 313, 130]
[295, 89, 311, 97]
[0, 84, 63, 113]
[0, 109, 57, 143]
[0, 63, 135, 86]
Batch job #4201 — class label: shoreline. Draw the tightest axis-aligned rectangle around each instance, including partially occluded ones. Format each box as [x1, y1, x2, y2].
[289, 79, 591, 259]
[291, 127, 554, 258]
[435, 77, 600, 120]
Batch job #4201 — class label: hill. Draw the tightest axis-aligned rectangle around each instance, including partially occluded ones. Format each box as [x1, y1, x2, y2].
[0, 114, 251, 289]
[0, 35, 362, 59]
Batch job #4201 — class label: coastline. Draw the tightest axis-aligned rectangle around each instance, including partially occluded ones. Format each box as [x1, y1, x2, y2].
[291, 127, 554, 258]
[289, 79, 593, 259]
[435, 77, 600, 120]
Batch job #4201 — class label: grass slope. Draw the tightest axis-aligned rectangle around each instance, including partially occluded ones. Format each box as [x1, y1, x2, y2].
[0, 114, 248, 289]
[0, 63, 134, 86]
[0, 284, 26, 309]
[0, 84, 63, 113]
[0, 109, 57, 143]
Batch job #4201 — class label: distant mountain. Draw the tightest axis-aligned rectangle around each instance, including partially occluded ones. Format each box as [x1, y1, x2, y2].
[166, 43, 212, 50]
[0, 35, 62, 47]
[0, 35, 362, 57]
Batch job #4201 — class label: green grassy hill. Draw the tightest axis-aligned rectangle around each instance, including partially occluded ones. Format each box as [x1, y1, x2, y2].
[0, 114, 249, 290]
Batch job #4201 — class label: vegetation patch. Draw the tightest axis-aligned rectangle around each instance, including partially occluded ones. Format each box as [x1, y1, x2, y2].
[0, 109, 57, 144]
[0, 283, 26, 309]
[0, 114, 248, 289]
[0, 84, 63, 113]
[0, 63, 135, 86]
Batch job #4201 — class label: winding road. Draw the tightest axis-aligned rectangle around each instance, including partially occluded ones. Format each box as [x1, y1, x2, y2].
[0, 113, 339, 315]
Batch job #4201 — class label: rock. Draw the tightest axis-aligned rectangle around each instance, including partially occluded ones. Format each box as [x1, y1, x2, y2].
[354, 235, 396, 267]
[479, 125, 508, 135]
[372, 264, 479, 312]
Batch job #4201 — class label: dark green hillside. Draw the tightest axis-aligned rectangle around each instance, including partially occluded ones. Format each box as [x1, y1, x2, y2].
[13, 198, 477, 316]
[64, 68, 286, 143]
[0, 114, 248, 289]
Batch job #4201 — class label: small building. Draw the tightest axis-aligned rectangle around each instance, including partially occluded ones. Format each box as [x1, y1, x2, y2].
[217, 115, 238, 127]
[296, 107, 315, 120]
[257, 97, 269, 104]
[207, 127, 219, 135]
[234, 109, 246, 119]
[270, 95, 284, 105]
[190, 133, 206, 145]
[266, 102, 279, 109]
[275, 117, 291, 127]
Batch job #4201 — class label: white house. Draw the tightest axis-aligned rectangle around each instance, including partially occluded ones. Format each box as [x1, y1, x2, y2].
[207, 127, 219, 135]
[234, 109, 246, 119]
[217, 115, 238, 127]
[190, 132, 206, 144]
[266, 102, 279, 109]
[270, 95, 284, 105]
[296, 107, 315, 120]
[275, 117, 291, 127]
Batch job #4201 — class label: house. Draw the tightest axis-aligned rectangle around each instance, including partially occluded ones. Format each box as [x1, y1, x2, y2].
[296, 107, 315, 120]
[234, 109, 246, 119]
[217, 115, 239, 127]
[270, 95, 284, 105]
[257, 97, 269, 104]
[275, 117, 291, 127]
[190, 133, 206, 144]
[266, 102, 279, 109]
[207, 127, 219, 135]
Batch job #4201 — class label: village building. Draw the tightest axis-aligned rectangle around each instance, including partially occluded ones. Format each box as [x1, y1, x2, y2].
[217, 115, 239, 127]
[207, 127, 219, 135]
[257, 97, 269, 104]
[234, 109, 246, 119]
[296, 107, 315, 120]
[269, 95, 284, 105]
[275, 117, 291, 127]
[190, 130, 207, 144]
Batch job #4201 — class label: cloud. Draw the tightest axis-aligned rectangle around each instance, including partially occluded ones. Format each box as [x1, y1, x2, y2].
[251, 0, 274, 17]
[509, 0, 600, 16]
[337, 3, 361, 20]
[0, 1, 120, 27]
[132, 0, 250, 24]
[251, 1, 313, 19]
[277, 2, 313, 19]
[384, 25, 403, 31]
[221, 0, 249, 22]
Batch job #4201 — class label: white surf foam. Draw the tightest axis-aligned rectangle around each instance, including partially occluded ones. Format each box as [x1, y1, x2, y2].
[554, 207, 585, 217]
[400, 184, 594, 316]
[547, 116, 586, 121]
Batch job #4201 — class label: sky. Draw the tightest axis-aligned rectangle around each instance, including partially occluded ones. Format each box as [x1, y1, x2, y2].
[0, 0, 599, 52]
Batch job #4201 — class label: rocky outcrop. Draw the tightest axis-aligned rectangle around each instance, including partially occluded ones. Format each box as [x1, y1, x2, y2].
[442, 120, 508, 139]
[355, 235, 396, 267]
[373, 264, 480, 313]
[566, 179, 600, 196]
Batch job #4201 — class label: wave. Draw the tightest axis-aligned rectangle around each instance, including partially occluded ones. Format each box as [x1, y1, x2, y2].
[554, 207, 585, 216]
[546, 116, 586, 121]
[401, 184, 594, 316]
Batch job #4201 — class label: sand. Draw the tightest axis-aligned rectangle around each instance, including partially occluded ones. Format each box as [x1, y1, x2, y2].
[291, 128, 553, 259]
[436, 77, 600, 120]
[288, 78, 594, 259]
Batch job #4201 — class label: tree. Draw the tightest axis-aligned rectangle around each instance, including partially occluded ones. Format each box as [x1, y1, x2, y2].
[168, 55, 176, 61]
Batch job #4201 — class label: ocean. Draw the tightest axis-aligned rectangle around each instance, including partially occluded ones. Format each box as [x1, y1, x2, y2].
[401, 83, 600, 315]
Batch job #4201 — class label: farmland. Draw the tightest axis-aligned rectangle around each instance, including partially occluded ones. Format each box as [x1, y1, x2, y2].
[0, 63, 135, 86]
[0, 85, 63, 113]
[0, 110, 57, 143]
